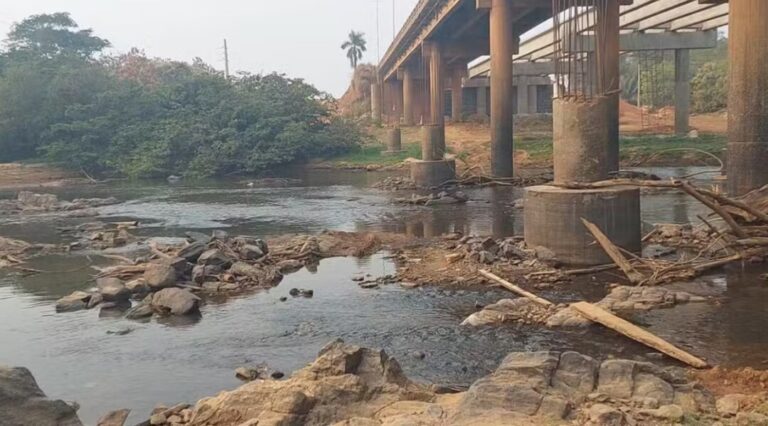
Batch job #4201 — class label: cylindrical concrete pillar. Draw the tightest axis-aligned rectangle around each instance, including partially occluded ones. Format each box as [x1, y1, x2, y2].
[402, 68, 415, 126]
[477, 86, 488, 117]
[386, 128, 402, 152]
[596, 0, 620, 175]
[490, 0, 515, 178]
[428, 44, 445, 127]
[728, 0, 768, 195]
[524, 185, 641, 266]
[674, 49, 690, 135]
[371, 82, 382, 124]
[421, 125, 445, 160]
[553, 97, 612, 184]
[451, 68, 465, 123]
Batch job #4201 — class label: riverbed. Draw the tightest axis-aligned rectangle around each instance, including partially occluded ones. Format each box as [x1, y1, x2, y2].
[1, 167, 766, 425]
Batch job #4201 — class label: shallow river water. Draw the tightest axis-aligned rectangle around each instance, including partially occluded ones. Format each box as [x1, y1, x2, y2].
[1, 167, 767, 425]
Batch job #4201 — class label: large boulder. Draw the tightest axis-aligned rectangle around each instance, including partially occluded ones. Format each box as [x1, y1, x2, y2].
[0, 366, 82, 426]
[151, 288, 201, 316]
[177, 242, 207, 263]
[143, 263, 177, 290]
[55, 291, 91, 313]
[96, 278, 130, 302]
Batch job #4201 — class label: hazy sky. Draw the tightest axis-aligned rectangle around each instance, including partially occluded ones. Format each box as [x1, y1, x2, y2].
[0, 0, 420, 96]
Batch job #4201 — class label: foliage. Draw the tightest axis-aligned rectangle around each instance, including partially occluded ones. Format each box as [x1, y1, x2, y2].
[341, 31, 367, 69]
[5, 12, 110, 59]
[0, 13, 364, 177]
[691, 62, 728, 114]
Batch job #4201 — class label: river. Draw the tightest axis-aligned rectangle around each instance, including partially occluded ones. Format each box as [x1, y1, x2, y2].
[1, 167, 766, 425]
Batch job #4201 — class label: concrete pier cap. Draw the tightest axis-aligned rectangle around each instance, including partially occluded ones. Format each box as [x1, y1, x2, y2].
[410, 159, 456, 188]
[524, 185, 641, 266]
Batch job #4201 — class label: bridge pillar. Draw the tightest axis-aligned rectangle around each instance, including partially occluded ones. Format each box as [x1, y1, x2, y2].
[526, 0, 639, 266]
[371, 82, 382, 124]
[728, 0, 768, 195]
[402, 68, 416, 126]
[674, 49, 690, 135]
[388, 80, 403, 126]
[410, 41, 455, 187]
[451, 67, 466, 123]
[489, 0, 516, 178]
[476, 87, 488, 118]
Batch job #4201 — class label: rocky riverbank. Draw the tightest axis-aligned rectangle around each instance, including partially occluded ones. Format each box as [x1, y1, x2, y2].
[80, 340, 768, 426]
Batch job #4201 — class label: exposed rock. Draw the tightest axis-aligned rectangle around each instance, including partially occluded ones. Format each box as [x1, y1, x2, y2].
[0, 365, 82, 425]
[55, 291, 91, 313]
[588, 403, 625, 426]
[192, 265, 222, 284]
[178, 242, 207, 263]
[97, 408, 130, 426]
[97, 277, 130, 302]
[462, 298, 557, 326]
[717, 393, 748, 416]
[151, 288, 200, 316]
[143, 263, 177, 290]
[125, 279, 149, 294]
[229, 262, 281, 287]
[185, 231, 212, 244]
[641, 404, 684, 422]
[277, 259, 304, 273]
[198, 249, 233, 269]
[598, 360, 637, 399]
[17, 191, 59, 210]
[87, 292, 104, 309]
[126, 303, 154, 320]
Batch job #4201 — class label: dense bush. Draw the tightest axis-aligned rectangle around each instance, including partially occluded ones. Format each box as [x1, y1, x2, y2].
[691, 61, 728, 113]
[0, 13, 364, 177]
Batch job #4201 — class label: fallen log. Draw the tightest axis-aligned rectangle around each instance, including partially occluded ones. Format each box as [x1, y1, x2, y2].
[571, 301, 708, 368]
[581, 219, 646, 285]
[679, 182, 748, 239]
[479, 270, 553, 307]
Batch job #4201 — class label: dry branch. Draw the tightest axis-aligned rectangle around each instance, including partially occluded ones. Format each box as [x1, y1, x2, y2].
[479, 270, 553, 307]
[581, 219, 646, 285]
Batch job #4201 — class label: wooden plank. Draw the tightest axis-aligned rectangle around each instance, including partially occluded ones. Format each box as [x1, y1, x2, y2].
[479, 270, 553, 306]
[581, 218, 646, 285]
[571, 302, 709, 368]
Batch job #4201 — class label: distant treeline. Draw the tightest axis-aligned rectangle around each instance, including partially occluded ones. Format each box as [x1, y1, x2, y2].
[619, 34, 728, 113]
[0, 13, 365, 177]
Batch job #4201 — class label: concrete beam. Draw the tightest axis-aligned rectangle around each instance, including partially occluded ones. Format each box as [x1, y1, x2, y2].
[563, 30, 717, 53]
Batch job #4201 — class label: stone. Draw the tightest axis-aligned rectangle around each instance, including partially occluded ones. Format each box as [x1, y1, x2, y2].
[192, 265, 222, 284]
[597, 360, 637, 399]
[270, 389, 315, 415]
[212, 230, 230, 241]
[276, 259, 303, 273]
[151, 288, 201, 315]
[55, 291, 91, 313]
[735, 412, 768, 425]
[87, 292, 104, 309]
[97, 408, 130, 426]
[235, 367, 261, 382]
[97, 278, 130, 302]
[717, 394, 748, 416]
[552, 351, 598, 399]
[632, 373, 674, 405]
[198, 249, 233, 268]
[588, 403, 625, 426]
[143, 263, 177, 290]
[537, 395, 570, 419]
[185, 231, 212, 244]
[125, 303, 154, 320]
[125, 279, 149, 294]
[150, 412, 166, 425]
[17, 191, 59, 210]
[177, 242, 206, 262]
[239, 245, 265, 260]
[644, 404, 684, 422]
[164, 257, 192, 276]
[0, 365, 82, 425]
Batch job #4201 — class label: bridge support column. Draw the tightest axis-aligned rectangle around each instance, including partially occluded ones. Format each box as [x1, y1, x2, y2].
[371, 82, 382, 124]
[526, 0, 638, 266]
[402, 68, 415, 126]
[451, 67, 466, 123]
[674, 49, 690, 135]
[728, 0, 768, 195]
[489, 0, 516, 178]
[388, 80, 403, 126]
[411, 41, 455, 187]
[477, 87, 488, 118]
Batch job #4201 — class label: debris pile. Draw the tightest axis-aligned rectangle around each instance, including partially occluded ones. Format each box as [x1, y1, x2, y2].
[394, 190, 469, 206]
[0, 191, 118, 215]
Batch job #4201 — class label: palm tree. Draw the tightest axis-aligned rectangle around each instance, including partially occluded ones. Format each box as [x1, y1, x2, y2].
[341, 31, 367, 69]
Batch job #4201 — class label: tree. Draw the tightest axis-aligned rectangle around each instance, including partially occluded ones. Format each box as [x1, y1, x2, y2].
[4, 12, 110, 59]
[341, 31, 367, 69]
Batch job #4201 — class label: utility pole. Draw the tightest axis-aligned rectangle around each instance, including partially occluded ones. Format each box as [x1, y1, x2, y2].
[223, 38, 230, 79]
[392, 0, 396, 40]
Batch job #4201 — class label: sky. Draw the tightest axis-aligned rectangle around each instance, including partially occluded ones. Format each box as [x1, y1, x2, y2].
[0, 0, 420, 97]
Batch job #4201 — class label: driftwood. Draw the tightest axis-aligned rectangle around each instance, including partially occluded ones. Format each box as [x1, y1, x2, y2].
[581, 219, 646, 285]
[479, 270, 553, 306]
[571, 302, 708, 368]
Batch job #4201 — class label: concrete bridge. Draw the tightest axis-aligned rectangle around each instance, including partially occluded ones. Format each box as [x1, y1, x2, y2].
[374, 0, 766, 266]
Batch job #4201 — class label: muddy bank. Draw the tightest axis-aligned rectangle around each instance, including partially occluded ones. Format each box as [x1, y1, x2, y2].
[0, 163, 87, 190]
